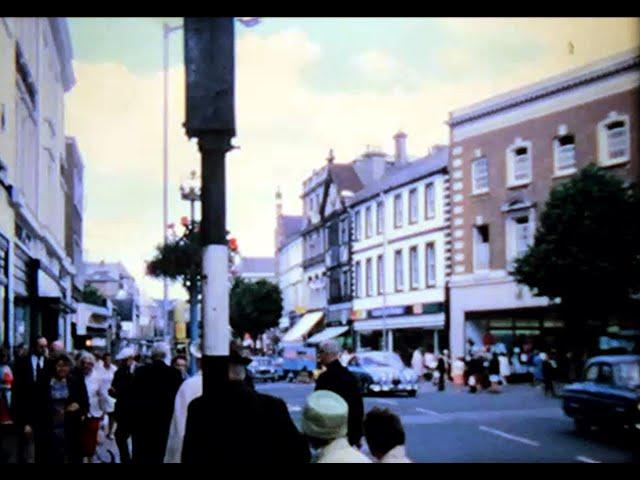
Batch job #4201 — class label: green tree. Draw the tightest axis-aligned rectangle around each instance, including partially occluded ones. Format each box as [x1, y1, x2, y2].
[513, 164, 640, 365]
[146, 228, 201, 295]
[229, 277, 283, 341]
[82, 285, 107, 306]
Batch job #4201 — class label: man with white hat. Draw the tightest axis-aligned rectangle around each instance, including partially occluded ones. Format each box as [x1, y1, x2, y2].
[164, 343, 203, 463]
[110, 346, 137, 463]
[301, 390, 371, 463]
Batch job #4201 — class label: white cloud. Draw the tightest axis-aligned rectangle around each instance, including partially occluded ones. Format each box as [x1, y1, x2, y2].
[66, 20, 639, 299]
[354, 49, 399, 76]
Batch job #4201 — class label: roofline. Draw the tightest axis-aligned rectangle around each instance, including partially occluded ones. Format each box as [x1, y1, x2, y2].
[449, 48, 640, 128]
[349, 165, 448, 209]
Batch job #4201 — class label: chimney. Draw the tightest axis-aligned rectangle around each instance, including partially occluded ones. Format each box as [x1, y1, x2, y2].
[275, 187, 283, 218]
[394, 131, 408, 165]
[327, 148, 335, 165]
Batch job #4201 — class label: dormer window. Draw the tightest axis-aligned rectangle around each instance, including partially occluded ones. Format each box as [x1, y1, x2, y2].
[506, 140, 532, 188]
[553, 134, 576, 176]
[598, 113, 630, 166]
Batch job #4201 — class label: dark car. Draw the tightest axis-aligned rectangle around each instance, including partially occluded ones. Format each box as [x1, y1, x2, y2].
[347, 351, 419, 397]
[561, 355, 640, 435]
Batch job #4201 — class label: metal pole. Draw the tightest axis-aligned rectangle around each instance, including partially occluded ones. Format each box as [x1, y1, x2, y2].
[199, 132, 232, 397]
[188, 197, 198, 376]
[162, 24, 170, 340]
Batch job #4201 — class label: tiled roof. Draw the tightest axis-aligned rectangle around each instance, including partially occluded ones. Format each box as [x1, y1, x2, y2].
[328, 163, 364, 194]
[351, 146, 449, 206]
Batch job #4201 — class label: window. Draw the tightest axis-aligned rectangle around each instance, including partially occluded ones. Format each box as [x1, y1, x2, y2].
[426, 243, 436, 287]
[376, 201, 384, 235]
[598, 114, 630, 166]
[354, 210, 362, 241]
[513, 216, 531, 258]
[409, 246, 419, 289]
[394, 250, 404, 291]
[341, 270, 349, 298]
[472, 157, 489, 194]
[365, 206, 373, 238]
[507, 142, 532, 187]
[377, 254, 384, 294]
[598, 364, 614, 385]
[365, 258, 373, 296]
[473, 225, 490, 272]
[584, 365, 599, 382]
[394, 193, 403, 228]
[425, 183, 435, 219]
[354, 261, 361, 298]
[553, 134, 576, 175]
[409, 188, 418, 224]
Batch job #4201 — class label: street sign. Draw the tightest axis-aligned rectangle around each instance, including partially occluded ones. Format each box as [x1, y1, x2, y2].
[184, 17, 236, 138]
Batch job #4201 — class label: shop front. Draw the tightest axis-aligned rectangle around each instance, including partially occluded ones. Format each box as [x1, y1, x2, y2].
[352, 302, 446, 365]
[0, 234, 8, 350]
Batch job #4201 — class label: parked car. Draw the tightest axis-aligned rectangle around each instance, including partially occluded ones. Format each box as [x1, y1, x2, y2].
[248, 356, 282, 382]
[347, 351, 419, 397]
[561, 354, 640, 435]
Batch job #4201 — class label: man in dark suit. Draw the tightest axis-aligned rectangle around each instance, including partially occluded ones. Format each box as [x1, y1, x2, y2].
[11, 336, 50, 463]
[110, 347, 137, 463]
[314, 340, 364, 447]
[181, 344, 310, 464]
[130, 343, 183, 464]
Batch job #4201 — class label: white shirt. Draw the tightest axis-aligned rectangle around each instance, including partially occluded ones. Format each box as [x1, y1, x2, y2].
[84, 370, 106, 418]
[411, 350, 425, 374]
[380, 445, 412, 463]
[317, 438, 372, 463]
[30, 355, 45, 381]
[164, 372, 202, 463]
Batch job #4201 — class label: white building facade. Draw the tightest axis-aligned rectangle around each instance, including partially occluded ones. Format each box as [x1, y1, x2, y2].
[350, 139, 451, 355]
[0, 18, 77, 352]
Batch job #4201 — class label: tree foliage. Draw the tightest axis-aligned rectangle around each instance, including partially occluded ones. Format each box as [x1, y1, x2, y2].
[230, 277, 283, 339]
[146, 228, 201, 294]
[82, 285, 107, 307]
[513, 164, 640, 334]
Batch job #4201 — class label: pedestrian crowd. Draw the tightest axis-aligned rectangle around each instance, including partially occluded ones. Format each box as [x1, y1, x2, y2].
[0, 337, 414, 464]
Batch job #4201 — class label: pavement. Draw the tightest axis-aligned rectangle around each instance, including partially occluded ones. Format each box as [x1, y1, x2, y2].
[255, 380, 640, 463]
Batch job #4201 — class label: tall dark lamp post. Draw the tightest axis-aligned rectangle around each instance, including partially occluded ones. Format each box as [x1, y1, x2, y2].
[183, 17, 235, 397]
[180, 170, 202, 376]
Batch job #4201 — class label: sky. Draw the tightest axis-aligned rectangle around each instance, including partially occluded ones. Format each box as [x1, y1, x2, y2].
[64, 17, 640, 300]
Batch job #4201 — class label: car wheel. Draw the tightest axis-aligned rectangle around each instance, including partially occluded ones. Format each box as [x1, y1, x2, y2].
[574, 418, 591, 435]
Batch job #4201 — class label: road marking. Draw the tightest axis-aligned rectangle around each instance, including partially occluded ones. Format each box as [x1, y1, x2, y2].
[416, 407, 444, 418]
[478, 426, 540, 447]
[373, 398, 399, 406]
[576, 456, 601, 463]
[287, 404, 302, 412]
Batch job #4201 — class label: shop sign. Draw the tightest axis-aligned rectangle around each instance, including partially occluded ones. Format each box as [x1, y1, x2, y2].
[369, 306, 406, 318]
[350, 310, 367, 320]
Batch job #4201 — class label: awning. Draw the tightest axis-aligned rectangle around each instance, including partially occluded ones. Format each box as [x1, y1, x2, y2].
[281, 311, 324, 343]
[353, 313, 445, 332]
[306, 326, 349, 345]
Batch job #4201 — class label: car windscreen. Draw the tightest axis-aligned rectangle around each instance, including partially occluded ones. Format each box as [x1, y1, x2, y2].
[614, 361, 640, 388]
[356, 353, 404, 369]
